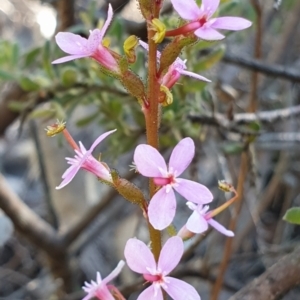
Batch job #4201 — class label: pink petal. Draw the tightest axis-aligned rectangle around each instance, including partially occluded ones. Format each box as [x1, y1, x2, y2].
[158, 237, 183, 274]
[88, 129, 117, 153]
[174, 179, 213, 204]
[148, 188, 177, 230]
[170, 0, 201, 20]
[56, 164, 81, 189]
[194, 27, 225, 40]
[169, 138, 195, 177]
[186, 211, 208, 233]
[55, 32, 89, 55]
[207, 218, 234, 237]
[134, 145, 167, 177]
[124, 238, 156, 274]
[210, 17, 252, 31]
[99, 3, 114, 41]
[137, 285, 163, 300]
[52, 54, 89, 64]
[178, 69, 211, 82]
[87, 29, 103, 53]
[201, 0, 220, 18]
[95, 285, 114, 300]
[164, 277, 201, 300]
[102, 260, 125, 284]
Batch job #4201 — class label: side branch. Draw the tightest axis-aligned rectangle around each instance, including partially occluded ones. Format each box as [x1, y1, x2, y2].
[189, 105, 300, 132]
[229, 245, 300, 300]
[223, 53, 300, 82]
[0, 173, 62, 256]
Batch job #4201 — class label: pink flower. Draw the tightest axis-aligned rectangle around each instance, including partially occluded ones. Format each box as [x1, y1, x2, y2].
[82, 260, 125, 300]
[139, 40, 210, 88]
[52, 4, 119, 72]
[124, 236, 200, 300]
[185, 202, 234, 236]
[134, 137, 213, 230]
[169, 0, 252, 40]
[56, 129, 116, 189]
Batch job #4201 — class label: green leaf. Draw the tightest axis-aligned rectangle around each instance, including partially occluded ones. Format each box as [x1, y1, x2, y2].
[76, 112, 98, 127]
[283, 207, 300, 225]
[194, 45, 226, 71]
[61, 67, 78, 87]
[0, 69, 15, 80]
[43, 41, 54, 78]
[221, 141, 244, 155]
[23, 47, 41, 68]
[11, 43, 19, 67]
[29, 108, 55, 119]
[19, 76, 40, 91]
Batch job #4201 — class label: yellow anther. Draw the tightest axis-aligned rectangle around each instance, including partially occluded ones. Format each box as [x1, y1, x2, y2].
[218, 180, 234, 193]
[151, 18, 166, 44]
[102, 37, 111, 48]
[45, 120, 66, 137]
[159, 85, 173, 107]
[123, 35, 139, 63]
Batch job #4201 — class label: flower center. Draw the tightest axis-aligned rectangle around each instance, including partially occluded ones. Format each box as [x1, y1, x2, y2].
[143, 273, 164, 283]
[153, 174, 176, 186]
[198, 16, 207, 27]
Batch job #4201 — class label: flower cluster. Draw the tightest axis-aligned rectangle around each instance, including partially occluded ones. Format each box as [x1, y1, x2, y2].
[50, 1, 251, 299]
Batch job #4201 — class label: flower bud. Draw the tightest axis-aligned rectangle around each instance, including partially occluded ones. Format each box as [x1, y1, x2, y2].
[159, 36, 197, 75]
[111, 170, 146, 207]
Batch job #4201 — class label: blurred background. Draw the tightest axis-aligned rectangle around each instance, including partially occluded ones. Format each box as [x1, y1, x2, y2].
[0, 0, 300, 299]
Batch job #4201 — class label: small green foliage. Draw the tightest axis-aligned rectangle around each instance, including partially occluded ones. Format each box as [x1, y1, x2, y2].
[283, 208, 300, 225]
[19, 76, 40, 91]
[221, 141, 245, 155]
[61, 67, 78, 87]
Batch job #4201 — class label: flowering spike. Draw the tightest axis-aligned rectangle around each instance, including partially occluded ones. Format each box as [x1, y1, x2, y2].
[150, 18, 166, 43]
[45, 120, 66, 137]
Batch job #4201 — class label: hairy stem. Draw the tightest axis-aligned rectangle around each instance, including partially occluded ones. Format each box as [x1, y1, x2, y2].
[144, 3, 162, 262]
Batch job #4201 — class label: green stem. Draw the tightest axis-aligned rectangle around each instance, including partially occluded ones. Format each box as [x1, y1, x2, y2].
[144, 4, 162, 262]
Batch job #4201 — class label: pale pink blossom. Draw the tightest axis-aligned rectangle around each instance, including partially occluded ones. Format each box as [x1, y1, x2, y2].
[134, 138, 213, 230]
[185, 202, 234, 236]
[139, 40, 210, 88]
[169, 0, 251, 40]
[124, 236, 200, 300]
[52, 4, 119, 72]
[56, 129, 116, 189]
[82, 260, 125, 300]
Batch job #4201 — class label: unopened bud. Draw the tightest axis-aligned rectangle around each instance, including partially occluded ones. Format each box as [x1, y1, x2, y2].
[120, 69, 146, 100]
[159, 36, 197, 75]
[138, 0, 152, 20]
[111, 170, 146, 207]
